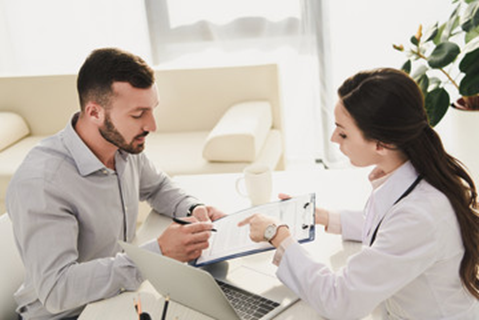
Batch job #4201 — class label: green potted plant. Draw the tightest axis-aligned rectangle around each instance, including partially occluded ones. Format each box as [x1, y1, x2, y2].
[393, 0, 479, 127]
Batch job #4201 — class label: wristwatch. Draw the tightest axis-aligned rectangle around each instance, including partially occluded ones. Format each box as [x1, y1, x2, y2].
[187, 203, 205, 216]
[263, 224, 289, 243]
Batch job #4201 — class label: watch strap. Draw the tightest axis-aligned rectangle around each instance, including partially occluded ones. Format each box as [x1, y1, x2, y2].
[187, 203, 205, 216]
[266, 223, 289, 243]
[272, 224, 289, 242]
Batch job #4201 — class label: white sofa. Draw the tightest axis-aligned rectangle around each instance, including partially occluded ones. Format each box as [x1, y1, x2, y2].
[0, 64, 285, 214]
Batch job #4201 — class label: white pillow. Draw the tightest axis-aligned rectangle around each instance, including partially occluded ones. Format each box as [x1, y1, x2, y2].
[0, 112, 30, 152]
[203, 101, 272, 162]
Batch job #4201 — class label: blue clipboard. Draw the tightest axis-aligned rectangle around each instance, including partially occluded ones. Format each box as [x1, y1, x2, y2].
[192, 193, 316, 267]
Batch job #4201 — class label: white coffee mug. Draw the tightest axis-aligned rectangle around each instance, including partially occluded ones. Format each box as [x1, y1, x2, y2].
[236, 164, 272, 206]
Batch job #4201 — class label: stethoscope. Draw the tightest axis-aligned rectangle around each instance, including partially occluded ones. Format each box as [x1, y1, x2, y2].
[369, 175, 423, 246]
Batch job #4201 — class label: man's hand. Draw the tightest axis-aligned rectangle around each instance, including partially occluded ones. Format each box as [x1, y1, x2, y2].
[157, 217, 214, 262]
[191, 205, 225, 222]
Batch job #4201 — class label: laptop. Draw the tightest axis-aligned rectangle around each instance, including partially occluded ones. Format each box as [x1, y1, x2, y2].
[120, 241, 298, 320]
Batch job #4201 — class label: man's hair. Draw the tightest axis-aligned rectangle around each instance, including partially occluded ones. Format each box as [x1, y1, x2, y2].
[77, 48, 155, 110]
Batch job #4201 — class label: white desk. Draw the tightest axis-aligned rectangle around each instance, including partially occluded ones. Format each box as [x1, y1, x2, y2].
[80, 167, 376, 320]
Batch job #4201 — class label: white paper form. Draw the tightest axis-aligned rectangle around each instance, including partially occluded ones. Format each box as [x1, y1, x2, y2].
[194, 193, 315, 266]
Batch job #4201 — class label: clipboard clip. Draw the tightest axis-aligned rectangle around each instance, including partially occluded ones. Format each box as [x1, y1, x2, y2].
[302, 202, 313, 229]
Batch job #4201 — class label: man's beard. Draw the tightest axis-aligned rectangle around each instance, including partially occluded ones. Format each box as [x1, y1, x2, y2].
[99, 113, 148, 154]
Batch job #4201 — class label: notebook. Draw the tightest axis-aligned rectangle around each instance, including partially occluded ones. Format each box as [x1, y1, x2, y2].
[120, 241, 298, 320]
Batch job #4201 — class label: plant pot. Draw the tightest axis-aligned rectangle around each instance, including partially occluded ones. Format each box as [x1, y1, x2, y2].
[436, 99, 479, 183]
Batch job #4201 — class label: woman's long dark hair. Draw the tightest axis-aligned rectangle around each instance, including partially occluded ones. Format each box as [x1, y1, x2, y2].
[338, 68, 479, 299]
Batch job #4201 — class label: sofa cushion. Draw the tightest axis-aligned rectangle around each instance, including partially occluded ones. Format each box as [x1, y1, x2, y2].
[144, 130, 282, 177]
[0, 112, 30, 152]
[202, 101, 272, 162]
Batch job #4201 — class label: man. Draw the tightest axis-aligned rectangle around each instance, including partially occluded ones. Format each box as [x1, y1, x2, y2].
[6, 48, 223, 319]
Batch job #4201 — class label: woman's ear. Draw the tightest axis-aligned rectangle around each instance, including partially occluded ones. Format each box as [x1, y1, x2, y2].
[376, 141, 396, 155]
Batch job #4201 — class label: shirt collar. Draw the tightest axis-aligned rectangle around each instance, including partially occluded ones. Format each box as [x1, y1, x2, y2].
[61, 113, 129, 177]
[369, 161, 420, 220]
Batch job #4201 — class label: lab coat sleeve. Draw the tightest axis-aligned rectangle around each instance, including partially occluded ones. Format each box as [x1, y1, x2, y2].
[339, 209, 364, 242]
[276, 204, 437, 320]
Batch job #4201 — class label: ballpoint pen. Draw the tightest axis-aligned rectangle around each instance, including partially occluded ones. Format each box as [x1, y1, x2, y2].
[173, 217, 217, 232]
[161, 295, 170, 320]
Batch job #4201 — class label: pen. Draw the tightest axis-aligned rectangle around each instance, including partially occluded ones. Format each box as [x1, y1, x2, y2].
[173, 217, 217, 232]
[161, 295, 170, 320]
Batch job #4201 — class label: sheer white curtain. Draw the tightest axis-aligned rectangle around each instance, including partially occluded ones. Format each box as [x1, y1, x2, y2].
[145, 0, 341, 167]
[0, 0, 152, 76]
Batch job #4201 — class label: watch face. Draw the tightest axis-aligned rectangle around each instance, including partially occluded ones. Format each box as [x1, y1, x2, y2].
[264, 224, 277, 241]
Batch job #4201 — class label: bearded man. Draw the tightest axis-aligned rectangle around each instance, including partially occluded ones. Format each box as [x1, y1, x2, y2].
[6, 48, 223, 320]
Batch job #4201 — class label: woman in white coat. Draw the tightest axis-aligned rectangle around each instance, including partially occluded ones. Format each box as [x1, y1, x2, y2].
[239, 68, 479, 319]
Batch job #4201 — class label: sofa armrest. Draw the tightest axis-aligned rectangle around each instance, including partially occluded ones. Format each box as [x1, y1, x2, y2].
[0, 112, 30, 152]
[202, 101, 272, 162]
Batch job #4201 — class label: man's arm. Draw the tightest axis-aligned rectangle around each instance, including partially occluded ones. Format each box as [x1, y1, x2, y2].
[138, 154, 198, 217]
[7, 177, 143, 314]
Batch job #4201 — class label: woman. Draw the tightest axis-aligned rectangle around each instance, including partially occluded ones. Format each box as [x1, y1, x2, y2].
[239, 68, 479, 319]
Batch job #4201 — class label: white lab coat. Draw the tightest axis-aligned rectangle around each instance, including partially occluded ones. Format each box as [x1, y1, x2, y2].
[276, 161, 478, 319]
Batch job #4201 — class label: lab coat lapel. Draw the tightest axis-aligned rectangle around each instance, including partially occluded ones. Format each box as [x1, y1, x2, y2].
[364, 161, 419, 245]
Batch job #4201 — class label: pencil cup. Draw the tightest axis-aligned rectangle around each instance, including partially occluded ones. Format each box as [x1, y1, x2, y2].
[236, 164, 272, 206]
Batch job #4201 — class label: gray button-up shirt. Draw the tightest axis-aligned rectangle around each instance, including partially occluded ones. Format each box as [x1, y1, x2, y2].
[6, 114, 198, 319]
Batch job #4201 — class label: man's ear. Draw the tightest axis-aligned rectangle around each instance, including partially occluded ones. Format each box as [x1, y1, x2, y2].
[83, 102, 104, 125]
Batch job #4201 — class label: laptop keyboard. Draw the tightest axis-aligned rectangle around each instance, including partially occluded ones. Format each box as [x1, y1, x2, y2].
[216, 280, 280, 320]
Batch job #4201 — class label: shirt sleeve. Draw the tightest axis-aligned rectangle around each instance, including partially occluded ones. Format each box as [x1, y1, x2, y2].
[7, 177, 144, 315]
[275, 204, 437, 319]
[138, 154, 198, 217]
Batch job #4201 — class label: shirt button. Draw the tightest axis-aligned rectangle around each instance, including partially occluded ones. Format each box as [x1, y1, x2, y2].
[102, 169, 108, 175]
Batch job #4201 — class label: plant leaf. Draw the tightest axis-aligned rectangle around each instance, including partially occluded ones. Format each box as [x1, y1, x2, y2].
[459, 46, 479, 74]
[465, 24, 479, 42]
[425, 88, 450, 127]
[418, 74, 430, 95]
[410, 35, 419, 46]
[428, 77, 442, 90]
[401, 60, 412, 74]
[434, 23, 446, 45]
[423, 23, 439, 42]
[411, 64, 429, 81]
[461, 0, 479, 32]
[443, 11, 460, 40]
[459, 73, 479, 96]
[427, 41, 460, 68]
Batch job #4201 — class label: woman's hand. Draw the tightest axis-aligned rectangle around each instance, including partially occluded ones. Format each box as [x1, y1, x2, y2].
[315, 207, 330, 226]
[238, 214, 291, 247]
[238, 214, 278, 242]
[278, 192, 330, 226]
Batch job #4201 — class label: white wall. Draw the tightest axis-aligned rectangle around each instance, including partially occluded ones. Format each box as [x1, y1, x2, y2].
[0, 0, 152, 76]
[327, 0, 454, 91]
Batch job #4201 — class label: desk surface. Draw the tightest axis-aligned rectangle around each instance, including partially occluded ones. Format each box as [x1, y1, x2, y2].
[80, 167, 376, 320]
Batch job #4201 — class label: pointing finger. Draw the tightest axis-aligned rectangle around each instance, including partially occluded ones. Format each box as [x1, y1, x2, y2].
[238, 214, 256, 227]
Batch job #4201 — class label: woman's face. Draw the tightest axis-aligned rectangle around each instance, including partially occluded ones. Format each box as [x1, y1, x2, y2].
[330, 100, 380, 167]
